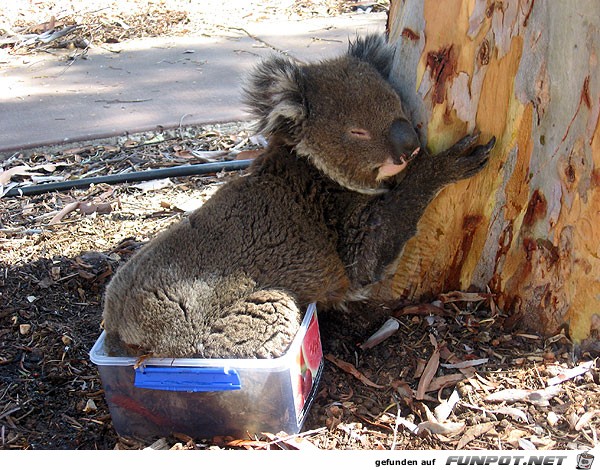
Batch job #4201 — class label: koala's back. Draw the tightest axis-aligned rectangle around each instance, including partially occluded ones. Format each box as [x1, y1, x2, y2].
[102, 147, 350, 358]
[102, 33, 495, 360]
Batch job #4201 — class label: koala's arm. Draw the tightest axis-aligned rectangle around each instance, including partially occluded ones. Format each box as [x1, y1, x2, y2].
[341, 134, 495, 289]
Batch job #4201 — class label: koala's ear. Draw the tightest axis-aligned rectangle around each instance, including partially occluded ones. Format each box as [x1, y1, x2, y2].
[347, 34, 395, 79]
[243, 55, 306, 141]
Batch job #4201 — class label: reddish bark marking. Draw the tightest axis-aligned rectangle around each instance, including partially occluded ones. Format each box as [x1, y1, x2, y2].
[444, 215, 482, 291]
[522, 189, 547, 227]
[552, 75, 592, 159]
[522, 0, 536, 27]
[497, 222, 514, 259]
[426, 45, 457, 104]
[490, 222, 514, 293]
[565, 163, 576, 184]
[522, 237, 537, 261]
[401, 28, 420, 41]
[582, 76, 591, 110]
[478, 39, 490, 66]
[591, 168, 600, 187]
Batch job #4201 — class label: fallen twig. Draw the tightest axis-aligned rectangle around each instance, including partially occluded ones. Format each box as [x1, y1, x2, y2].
[325, 354, 384, 389]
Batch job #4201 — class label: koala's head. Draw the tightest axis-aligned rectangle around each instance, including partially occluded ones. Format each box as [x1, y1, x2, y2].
[243, 34, 420, 194]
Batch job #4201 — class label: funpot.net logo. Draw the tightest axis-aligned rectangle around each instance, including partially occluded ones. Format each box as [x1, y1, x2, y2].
[445, 455, 567, 466]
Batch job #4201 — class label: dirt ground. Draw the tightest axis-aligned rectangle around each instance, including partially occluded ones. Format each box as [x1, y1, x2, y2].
[1, 0, 599, 451]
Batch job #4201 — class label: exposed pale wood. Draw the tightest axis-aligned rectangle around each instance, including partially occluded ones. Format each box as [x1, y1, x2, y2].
[385, 0, 600, 343]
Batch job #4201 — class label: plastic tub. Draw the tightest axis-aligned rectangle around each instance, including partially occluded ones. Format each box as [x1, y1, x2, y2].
[89, 303, 323, 440]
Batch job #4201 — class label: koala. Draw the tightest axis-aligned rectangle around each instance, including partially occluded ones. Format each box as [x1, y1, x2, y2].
[102, 34, 495, 359]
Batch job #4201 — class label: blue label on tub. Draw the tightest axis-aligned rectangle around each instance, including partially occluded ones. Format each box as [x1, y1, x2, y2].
[134, 366, 241, 392]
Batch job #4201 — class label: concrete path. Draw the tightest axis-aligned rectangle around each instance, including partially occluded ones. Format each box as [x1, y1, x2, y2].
[0, 12, 386, 155]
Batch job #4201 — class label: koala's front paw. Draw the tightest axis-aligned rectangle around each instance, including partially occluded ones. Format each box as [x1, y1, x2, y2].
[440, 134, 496, 182]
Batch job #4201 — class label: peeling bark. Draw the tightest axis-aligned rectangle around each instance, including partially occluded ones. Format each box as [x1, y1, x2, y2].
[386, 0, 600, 343]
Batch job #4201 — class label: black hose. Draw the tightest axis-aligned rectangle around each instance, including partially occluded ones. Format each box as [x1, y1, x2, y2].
[3, 159, 253, 197]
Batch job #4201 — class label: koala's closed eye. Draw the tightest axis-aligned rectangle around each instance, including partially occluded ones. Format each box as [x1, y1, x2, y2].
[347, 128, 372, 140]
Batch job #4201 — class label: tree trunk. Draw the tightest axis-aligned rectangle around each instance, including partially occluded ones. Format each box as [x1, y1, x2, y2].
[383, 0, 600, 344]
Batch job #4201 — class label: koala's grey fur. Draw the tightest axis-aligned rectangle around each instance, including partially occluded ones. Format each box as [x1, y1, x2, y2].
[102, 34, 495, 359]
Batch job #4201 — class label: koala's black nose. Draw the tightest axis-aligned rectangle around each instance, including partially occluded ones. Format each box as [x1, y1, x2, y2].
[389, 119, 420, 164]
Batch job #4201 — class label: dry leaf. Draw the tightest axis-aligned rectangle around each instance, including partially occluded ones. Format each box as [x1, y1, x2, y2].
[77, 270, 96, 280]
[78, 202, 112, 215]
[95, 203, 112, 214]
[225, 438, 265, 448]
[518, 438, 537, 450]
[472, 372, 500, 389]
[416, 334, 440, 400]
[360, 317, 399, 349]
[169, 442, 186, 450]
[174, 148, 195, 158]
[529, 436, 557, 450]
[393, 303, 447, 317]
[29, 175, 65, 183]
[397, 417, 419, 434]
[417, 420, 466, 436]
[78, 202, 98, 215]
[456, 422, 495, 449]
[434, 389, 460, 422]
[547, 411, 560, 426]
[515, 333, 542, 340]
[83, 399, 97, 413]
[0, 165, 42, 185]
[62, 145, 94, 155]
[145, 438, 170, 450]
[143, 135, 165, 145]
[441, 358, 489, 369]
[485, 385, 561, 406]
[438, 346, 480, 377]
[190, 150, 228, 161]
[325, 354, 384, 389]
[393, 380, 413, 400]
[575, 410, 600, 431]
[412, 358, 427, 379]
[234, 149, 263, 160]
[261, 431, 320, 450]
[567, 411, 580, 430]
[171, 198, 204, 213]
[438, 291, 491, 303]
[49, 201, 80, 224]
[131, 178, 173, 193]
[547, 360, 594, 386]
[494, 406, 529, 423]
[427, 373, 464, 392]
[281, 436, 319, 450]
[505, 428, 528, 447]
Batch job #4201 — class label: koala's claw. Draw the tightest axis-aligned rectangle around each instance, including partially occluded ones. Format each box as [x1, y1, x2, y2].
[439, 135, 495, 182]
[447, 132, 481, 157]
[471, 137, 496, 163]
[481, 136, 496, 153]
